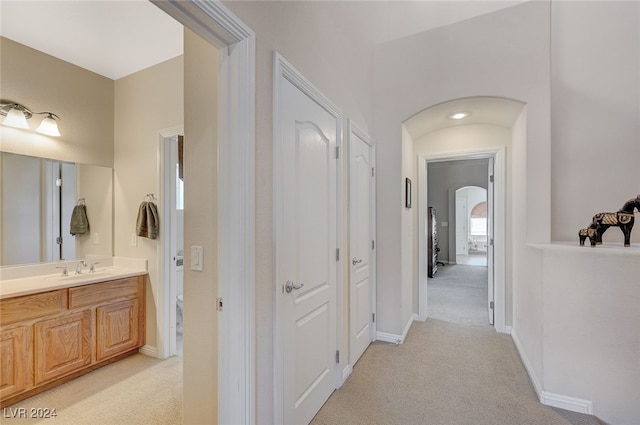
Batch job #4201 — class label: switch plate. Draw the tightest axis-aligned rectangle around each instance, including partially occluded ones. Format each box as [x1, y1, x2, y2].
[191, 246, 203, 271]
[131, 234, 138, 247]
[92, 232, 100, 245]
[441, 221, 449, 227]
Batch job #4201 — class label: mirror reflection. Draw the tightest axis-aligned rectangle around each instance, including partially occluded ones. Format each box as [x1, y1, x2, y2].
[1, 152, 113, 266]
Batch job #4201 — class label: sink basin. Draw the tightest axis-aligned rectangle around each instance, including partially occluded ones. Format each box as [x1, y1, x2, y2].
[46, 269, 115, 281]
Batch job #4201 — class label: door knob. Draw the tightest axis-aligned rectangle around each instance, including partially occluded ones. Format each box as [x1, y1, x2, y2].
[285, 280, 304, 293]
[352, 257, 363, 266]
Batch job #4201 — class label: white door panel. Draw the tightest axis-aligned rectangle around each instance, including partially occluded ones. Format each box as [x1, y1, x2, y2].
[487, 158, 495, 325]
[276, 57, 340, 425]
[349, 124, 375, 366]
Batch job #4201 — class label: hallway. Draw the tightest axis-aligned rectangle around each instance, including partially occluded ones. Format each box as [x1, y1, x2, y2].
[312, 264, 600, 425]
[311, 319, 600, 425]
[428, 264, 489, 327]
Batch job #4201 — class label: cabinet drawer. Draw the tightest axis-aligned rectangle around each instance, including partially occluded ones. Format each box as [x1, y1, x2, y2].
[68, 277, 141, 309]
[0, 290, 66, 326]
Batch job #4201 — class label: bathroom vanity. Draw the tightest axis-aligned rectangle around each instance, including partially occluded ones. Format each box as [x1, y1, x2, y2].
[0, 260, 147, 407]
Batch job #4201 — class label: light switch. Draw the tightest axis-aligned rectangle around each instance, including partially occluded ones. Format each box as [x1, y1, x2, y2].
[441, 222, 448, 227]
[191, 246, 203, 271]
[92, 232, 100, 245]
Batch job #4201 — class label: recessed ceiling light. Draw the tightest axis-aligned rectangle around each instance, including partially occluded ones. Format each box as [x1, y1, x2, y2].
[449, 111, 471, 120]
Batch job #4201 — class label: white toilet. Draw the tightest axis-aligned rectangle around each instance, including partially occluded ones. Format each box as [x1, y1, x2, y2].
[176, 294, 184, 334]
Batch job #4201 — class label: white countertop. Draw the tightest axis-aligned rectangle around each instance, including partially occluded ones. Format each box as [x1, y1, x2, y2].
[0, 257, 148, 299]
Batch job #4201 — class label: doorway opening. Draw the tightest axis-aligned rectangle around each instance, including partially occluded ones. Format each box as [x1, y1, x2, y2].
[424, 159, 493, 327]
[456, 186, 488, 267]
[160, 130, 184, 357]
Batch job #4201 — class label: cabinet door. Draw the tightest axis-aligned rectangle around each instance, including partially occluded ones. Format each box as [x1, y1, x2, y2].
[34, 310, 92, 385]
[96, 299, 139, 361]
[0, 326, 32, 399]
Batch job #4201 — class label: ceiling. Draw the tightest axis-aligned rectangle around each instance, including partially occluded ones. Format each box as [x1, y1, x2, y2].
[1, 1, 526, 81]
[0, 0, 183, 80]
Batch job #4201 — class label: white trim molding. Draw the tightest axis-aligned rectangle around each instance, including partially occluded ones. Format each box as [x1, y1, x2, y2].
[150, 2, 255, 425]
[157, 125, 184, 360]
[418, 147, 507, 333]
[376, 314, 417, 344]
[511, 329, 594, 415]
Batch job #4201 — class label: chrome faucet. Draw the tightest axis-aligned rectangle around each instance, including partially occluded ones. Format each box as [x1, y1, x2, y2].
[89, 262, 100, 273]
[75, 260, 87, 275]
[56, 266, 68, 277]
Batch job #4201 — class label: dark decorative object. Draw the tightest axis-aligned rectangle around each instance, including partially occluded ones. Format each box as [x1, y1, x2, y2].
[405, 178, 412, 209]
[427, 207, 438, 277]
[581, 195, 640, 247]
[578, 223, 598, 247]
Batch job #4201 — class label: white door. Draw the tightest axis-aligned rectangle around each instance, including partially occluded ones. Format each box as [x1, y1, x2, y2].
[349, 123, 375, 366]
[455, 197, 468, 256]
[275, 55, 340, 425]
[487, 158, 495, 325]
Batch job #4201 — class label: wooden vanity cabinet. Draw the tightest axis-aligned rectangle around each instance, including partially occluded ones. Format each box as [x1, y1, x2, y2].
[0, 326, 32, 399]
[0, 275, 145, 406]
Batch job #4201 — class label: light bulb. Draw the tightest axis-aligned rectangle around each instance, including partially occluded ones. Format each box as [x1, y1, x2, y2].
[3, 106, 30, 129]
[36, 114, 61, 137]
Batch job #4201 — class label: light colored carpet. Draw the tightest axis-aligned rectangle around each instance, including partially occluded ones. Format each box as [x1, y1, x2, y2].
[2, 354, 182, 425]
[311, 320, 600, 425]
[428, 264, 489, 327]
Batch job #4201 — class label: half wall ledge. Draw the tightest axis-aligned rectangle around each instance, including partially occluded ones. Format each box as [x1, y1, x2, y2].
[527, 242, 640, 255]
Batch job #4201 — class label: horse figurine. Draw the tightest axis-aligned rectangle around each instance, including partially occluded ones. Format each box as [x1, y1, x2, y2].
[589, 195, 640, 247]
[578, 223, 598, 247]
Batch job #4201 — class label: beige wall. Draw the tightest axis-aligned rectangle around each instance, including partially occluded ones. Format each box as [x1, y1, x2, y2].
[182, 28, 218, 424]
[0, 37, 114, 167]
[113, 55, 183, 351]
[76, 163, 113, 259]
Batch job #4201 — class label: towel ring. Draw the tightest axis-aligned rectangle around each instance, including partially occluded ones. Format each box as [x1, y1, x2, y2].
[77, 198, 86, 205]
[146, 193, 157, 202]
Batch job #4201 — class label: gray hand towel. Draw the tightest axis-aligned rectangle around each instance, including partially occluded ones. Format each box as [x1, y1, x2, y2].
[136, 201, 159, 239]
[70, 204, 89, 236]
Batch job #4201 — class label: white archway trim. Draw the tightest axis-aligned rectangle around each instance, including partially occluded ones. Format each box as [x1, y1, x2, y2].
[151, 2, 255, 424]
[418, 147, 506, 333]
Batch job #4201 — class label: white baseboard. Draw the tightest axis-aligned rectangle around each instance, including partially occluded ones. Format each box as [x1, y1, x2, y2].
[541, 391, 594, 415]
[341, 364, 352, 383]
[376, 314, 417, 344]
[139, 344, 159, 358]
[511, 329, 593, 415]
[504, 325, 513, 335]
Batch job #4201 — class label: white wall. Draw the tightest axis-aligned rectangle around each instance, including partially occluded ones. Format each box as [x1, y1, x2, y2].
[375, 1, 551, 337]
[538, 245, 640, 424]
[222, 2, 376, 421]
[550, 1, 640, 244]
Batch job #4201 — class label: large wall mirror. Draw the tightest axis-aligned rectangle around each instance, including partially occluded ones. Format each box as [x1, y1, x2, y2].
[1, 151, 113, 266]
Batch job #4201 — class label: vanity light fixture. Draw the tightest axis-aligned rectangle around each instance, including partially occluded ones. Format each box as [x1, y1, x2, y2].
[0, 101, 61, 137]
[449, 111, 471, 120]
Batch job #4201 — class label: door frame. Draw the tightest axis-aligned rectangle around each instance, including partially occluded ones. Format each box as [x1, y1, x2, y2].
[151, 2, 255, 424]
[158, 125, 183, 359]
[347, 119, 376, 373]
[273, 51, 344, 424]
[417, 147, 506, 333]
